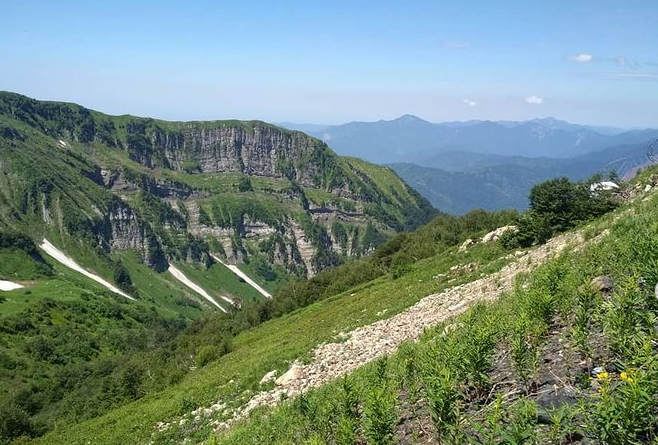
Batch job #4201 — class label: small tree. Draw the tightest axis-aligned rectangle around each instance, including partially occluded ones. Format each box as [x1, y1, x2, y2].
[237, 176, 253, 192]
[113, 262, 137, 296]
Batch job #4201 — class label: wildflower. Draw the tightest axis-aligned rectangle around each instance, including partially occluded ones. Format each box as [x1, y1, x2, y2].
[620, 371, 634, 383]
[596, 372, 609, 381]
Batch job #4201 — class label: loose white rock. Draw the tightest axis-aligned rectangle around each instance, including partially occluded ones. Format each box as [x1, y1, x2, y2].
[260, 370, 277, 385]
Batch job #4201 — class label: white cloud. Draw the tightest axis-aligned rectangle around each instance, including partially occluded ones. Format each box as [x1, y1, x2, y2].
[443, 42, 469, 50]
[525, 95, 544, 105]
[462, 99, 477, 107]
[569, 53, 593, 63]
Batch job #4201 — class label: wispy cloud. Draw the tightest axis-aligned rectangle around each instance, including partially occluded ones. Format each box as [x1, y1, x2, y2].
[604, 72, 658, 81]
[525, 95, 544, 105]
[569, 53, 593, 63]
[443, 42, 469, 50]
[462, 99, 477, 107]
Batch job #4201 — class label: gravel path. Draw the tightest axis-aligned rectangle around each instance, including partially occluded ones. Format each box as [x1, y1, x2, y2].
[203, 230, 595, 431]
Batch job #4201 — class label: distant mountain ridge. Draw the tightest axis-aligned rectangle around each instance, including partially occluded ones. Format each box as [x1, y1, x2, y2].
[280, 115, 657, 164]
[279, 116, 657, 215]
[390, 140, 652, 214]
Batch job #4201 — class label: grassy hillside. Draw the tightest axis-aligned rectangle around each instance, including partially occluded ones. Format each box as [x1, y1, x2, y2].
[4, 91, 647, 445]
[24, 225, 518, 445]
[0, 91, 436, 281]
[0, 92, 437, 443]
[10, 169, 626, 444]
[208, 182, 658, 444]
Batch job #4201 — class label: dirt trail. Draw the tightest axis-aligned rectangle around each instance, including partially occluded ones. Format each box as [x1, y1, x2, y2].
[39, 239, 134, 300]
[187, 229, 600, 432]
[209, 254, 272, 299]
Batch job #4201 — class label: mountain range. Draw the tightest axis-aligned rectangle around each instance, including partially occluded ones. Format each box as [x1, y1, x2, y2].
[281, 116, 658, 213]
[289, 114, 657, 163]
[0, 92, 439, 440]
[0, 91, 436, 303]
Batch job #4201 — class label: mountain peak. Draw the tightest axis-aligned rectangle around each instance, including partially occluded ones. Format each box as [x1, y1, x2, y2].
[392, 114, 430, 124]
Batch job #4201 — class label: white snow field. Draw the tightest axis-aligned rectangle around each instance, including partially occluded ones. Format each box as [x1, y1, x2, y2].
[0, 280, 24, 291]
[210, 254, 272, 299]
[167, 264, 232, 312]
[38, 239, 134, 300]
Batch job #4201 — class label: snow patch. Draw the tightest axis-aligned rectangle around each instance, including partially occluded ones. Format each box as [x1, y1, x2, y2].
[590, 181, 619, 192]
[210, 254, 272, 299]
[38, 239, 134, 300]
[0, 280, 24, 291]
[167, 264, 231, 312]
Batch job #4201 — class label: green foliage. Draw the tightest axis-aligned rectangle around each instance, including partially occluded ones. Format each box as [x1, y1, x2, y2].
[363, 381, 397, 445]
[0, 403, 36, 444]
[509, 317, 540, 392]
[112, 262, 137, 296]
[503, 177, 617, 248]
[0, 249, 52, 280]
[601, 274, 658, 361]
[250, 256, 278, 282]
[182, 160, 202, 174]
[271, 209, 516, 314]
[331, 221, 349, 252]
[587, 359, 658, 444]
[237, 176, 253, 192]
[198, 205, 212, 226]
[422, 364, 461, 443]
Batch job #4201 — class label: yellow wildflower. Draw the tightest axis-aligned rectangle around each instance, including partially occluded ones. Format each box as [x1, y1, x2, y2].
[596, 372, 609, 381]
[620, 371, 634, 383]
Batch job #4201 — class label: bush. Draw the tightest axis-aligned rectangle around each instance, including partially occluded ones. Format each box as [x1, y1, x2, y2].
[237, 176, 253, 192]
[503, 177, 617, 248]
[363, 382, 397, 445]
[181, 160, 202, 174]
[0, 403, 34, 443]
[113, 262, 137, 296]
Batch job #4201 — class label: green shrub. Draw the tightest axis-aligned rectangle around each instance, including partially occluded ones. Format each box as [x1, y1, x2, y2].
[195, 345, 218, 367]
[113, 262, 137, 296]
[182, 160, 202, 174]
[363, 382, 397, 445]
[0, 403, 34, 443]
[503, 177, 617, 248]
[237, 176, 253, 192]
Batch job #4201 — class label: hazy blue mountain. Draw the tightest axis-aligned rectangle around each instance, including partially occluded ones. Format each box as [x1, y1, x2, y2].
[390, 141, 653, 214]
[304, 115, 657, 164]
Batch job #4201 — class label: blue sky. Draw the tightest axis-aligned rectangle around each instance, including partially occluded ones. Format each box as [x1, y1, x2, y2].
[2, 0, 657, 127]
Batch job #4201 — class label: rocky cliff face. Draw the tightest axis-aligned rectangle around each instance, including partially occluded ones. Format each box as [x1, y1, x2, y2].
[0, 92, 437, 280]
[146, 126, 323, 187]
[101, 200, 168, 271]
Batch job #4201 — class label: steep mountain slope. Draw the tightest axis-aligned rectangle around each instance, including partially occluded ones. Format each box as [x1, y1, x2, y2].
[26, 160, 649, 445]
[298, 115, 657, 164]
[391, 141, 651, 214]
[0, 92, 436, 442]
[0, 92, 435, 285]
[15, 202, 516, 445]
[206, 173, 658, 445]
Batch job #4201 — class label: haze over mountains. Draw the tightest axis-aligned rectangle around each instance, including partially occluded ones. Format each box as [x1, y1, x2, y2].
[281, 116, 658, 214]
[285, 115, 656, 163]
